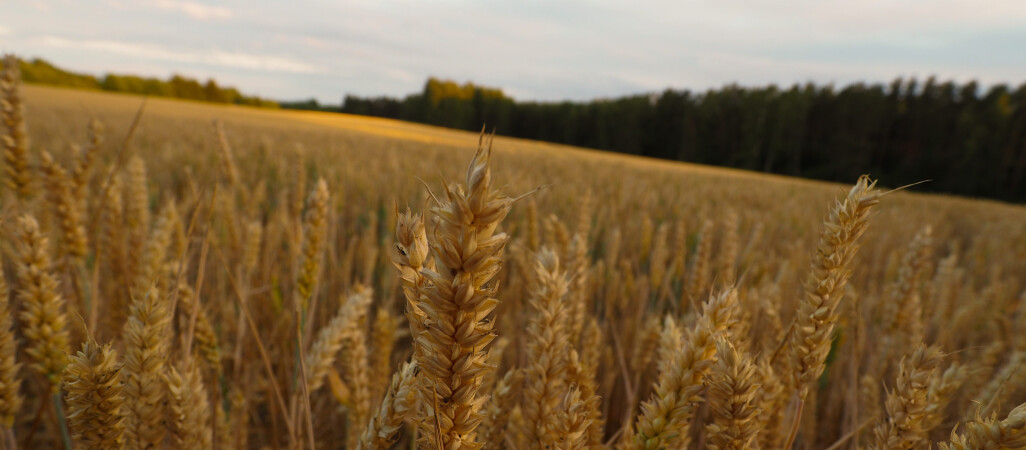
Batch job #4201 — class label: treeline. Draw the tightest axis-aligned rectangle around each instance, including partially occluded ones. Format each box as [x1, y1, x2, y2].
[331, 78, 1026, 202]
[6, 57, 278, 108]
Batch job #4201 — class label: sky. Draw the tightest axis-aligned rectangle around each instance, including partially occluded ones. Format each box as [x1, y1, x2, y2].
[2, 0, 1026, 103]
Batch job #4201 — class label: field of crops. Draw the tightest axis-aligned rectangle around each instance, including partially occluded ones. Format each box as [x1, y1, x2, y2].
[3, 58, 1026, 449]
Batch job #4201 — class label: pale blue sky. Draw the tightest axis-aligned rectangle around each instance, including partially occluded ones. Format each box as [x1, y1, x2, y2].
[2, 0, 1025, 103]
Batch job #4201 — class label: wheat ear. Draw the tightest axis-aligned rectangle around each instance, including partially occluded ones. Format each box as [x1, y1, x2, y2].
[922, 362, 969, 434]
[705, 337, 761, 450]
[213, 120, 239, 187]
[357, 360, 419, 449]
[575, 317, 605, 447]
[519, 248, 573, 447]
[0, 263, 22, 429]
[305, 288, 372, 394]
[783, 175, 881, 448]
[342, 295, 372, 449]
[685, 219, 713, 304]
[124, 157, 151, 285]
[555, 385, 592, 449]
[40, 150, 89, 262]
[166, 360, 212, 449]
[15, 215, 70, 391]
[133, 202, 176, 296]
[791, 175, 880, 396]
[175, 283, 220, 371]
[122, 286, 171, 450]
[881, 225, 933, 366]
[370, 307, 400, 402]
[479, 368, 523, 447]
[718, 210, 739, 285]
[100, 173, 129, 330]
[63, 340, 126, 450]
[871, 345, 943, 449]
[296, 178, 329, 312]
[630, 288, 740, 449]
[70, 118, 104, 215]
[1, 54, 32, 199]
[413, 137, 512, 448]
[939, 402, 1026, 449]
[392, 206, 429, 335]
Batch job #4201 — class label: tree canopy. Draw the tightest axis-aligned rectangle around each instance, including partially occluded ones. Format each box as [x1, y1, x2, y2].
[331, 77, 1026, 202]
[7, 57, 278, 108]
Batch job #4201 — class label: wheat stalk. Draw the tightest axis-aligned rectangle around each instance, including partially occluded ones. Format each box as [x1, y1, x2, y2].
[304, 287, 372, 393]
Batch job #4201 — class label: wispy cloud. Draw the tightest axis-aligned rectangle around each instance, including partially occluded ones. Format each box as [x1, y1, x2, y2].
[6, 0, 1026, 102]
[34, 36, 319, 73]
[150, 0, 231, 21]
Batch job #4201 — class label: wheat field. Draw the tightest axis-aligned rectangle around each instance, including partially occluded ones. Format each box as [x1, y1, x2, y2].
[3, 57, 1026, 449]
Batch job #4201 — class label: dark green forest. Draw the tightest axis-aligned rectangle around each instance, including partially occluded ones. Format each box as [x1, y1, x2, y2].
[331, 78, 1026, 202]
[7, 57, 278, 108]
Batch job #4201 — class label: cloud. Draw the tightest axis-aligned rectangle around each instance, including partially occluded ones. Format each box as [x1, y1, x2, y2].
[151, 0, 232, 21]
[9, 0, 1026, 103]
[0, 25, 10, 36]
[34, 36, 319, 73]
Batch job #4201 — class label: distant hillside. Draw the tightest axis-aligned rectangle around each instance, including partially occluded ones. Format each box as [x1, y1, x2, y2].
[2, 56, 278, 108]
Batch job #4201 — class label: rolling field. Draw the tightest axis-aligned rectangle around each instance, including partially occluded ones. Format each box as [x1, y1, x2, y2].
[4, 78, 1026, 449]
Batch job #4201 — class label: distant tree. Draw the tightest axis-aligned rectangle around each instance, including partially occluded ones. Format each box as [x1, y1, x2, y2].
[333, 76, 1026, 202]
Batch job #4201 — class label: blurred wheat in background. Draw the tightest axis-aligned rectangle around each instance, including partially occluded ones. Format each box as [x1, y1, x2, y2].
[1, 53, 1026, 449]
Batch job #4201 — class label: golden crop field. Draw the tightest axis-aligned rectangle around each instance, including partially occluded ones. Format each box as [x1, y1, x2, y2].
[3, 59, 1026, 450]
